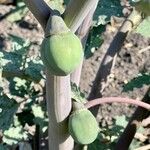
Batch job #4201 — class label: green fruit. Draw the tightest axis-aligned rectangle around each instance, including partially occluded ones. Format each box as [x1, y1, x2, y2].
[135, 0, 150, 16]
[41, 31, 83, 76]
[68, 108, 99, 144]
[41, 14, 83, 76]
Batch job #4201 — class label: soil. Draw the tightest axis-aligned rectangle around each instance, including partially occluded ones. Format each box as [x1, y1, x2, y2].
[0, 3, 150, 149]
[80, 25, 150, 125]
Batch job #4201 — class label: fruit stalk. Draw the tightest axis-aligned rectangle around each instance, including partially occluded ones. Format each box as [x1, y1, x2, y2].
[85, 97, 150, 111]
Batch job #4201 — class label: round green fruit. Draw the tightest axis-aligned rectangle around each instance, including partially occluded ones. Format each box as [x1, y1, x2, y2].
[135, 0, 150, 16]
[68, 108, 99, 145]
[41, 31, 83, 76]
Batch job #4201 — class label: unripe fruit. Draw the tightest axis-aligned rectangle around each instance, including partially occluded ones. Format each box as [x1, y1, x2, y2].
[135, 0, 150, 16]
[68, 108, 99, 144]
[40, 14, 83, 76]
[41, 32, 83, 76]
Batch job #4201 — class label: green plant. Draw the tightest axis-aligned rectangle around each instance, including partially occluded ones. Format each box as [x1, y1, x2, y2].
[41, 14, 83, 76]
[0, 0, 150, 149]
[68, 103, 99, 144]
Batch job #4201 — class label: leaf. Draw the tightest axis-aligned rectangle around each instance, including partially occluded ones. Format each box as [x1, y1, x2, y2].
[0, 52, 9, 68]
[0, 95, 18, 131]
[85, 25, 105, 59]
[2, 35, 31, 73]
[32, 104, 45, 119]
[46, 0, 65, 13]
[1, 34, 43, 82]
[93, 0, 123, 25]
[3, 126, 28, 145]
[17, 110, 34, 126]
[9, 34, 31, 54]
[6, 5, 28, 22]
[25, 57, 43, 82]
[64, 0, 70, 5]
[123, 73, 150, 92]
[115, 116, 128, 127]
[129, 139, 143, 150]
[88, 134, 116, 150]
[32, 104, 48, 132]
[71, 82, 87, 104]
[134, 17, 150, 38]
[9, 77, 30, 97]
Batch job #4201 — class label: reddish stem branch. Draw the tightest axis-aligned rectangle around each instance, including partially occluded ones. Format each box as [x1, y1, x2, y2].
[85, 97, 150, 111]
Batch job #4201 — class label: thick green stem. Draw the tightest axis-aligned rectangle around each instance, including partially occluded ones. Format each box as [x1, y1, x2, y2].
[24, 0, 97, 150]
[63, 0, 98, 32]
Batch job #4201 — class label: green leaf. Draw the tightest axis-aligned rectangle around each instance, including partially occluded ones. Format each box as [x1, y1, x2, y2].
[94, 0, 123, 25]
[64, 0, 70, 5]
[1, 34, 43, 82]
[9, 34, 31, 54]
[3, 126, 28, 145]
[129, 139, 143, 150]
[46, 0, 65, 13]
[32, 104, 48, 132]
[71, 83, 87, 104]
[85, 25, 105, 59]
[32, 104, 45, 119]
[0, 95, 18, 131]
[17, 110, 34, 126]
[25, 57, 43, 82]
[6, 5, 28, 22]
[115, 116, 128, 128]
[88, 134, 115, 150]
[123, 73, 150, 92]
[134, 17, 150, 38]
[0, 144, 8, 150]
[2, 35, 31, 73]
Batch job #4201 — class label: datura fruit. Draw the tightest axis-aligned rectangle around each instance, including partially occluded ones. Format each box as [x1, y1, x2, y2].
[134, 0, 150, 16]
[68, 108, 99, 144]
[40, 13, 83, 76]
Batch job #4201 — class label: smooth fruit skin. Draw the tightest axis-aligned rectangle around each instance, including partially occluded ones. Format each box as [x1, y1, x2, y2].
[135, 0, 150, 16]
[41, 31, 83, 76]
[68, 109, 99, 145]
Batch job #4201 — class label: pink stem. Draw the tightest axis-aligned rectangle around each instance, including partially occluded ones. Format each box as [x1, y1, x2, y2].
[85, 97, 150, 110]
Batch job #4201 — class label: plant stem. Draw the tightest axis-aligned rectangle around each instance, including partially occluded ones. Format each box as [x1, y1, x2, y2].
[24, 1, 98, 150]
[63, 0, 98, 32]
[71, 2, 99, 85]
[23, 0, 51, 30]
[85, 97, 150, 111]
